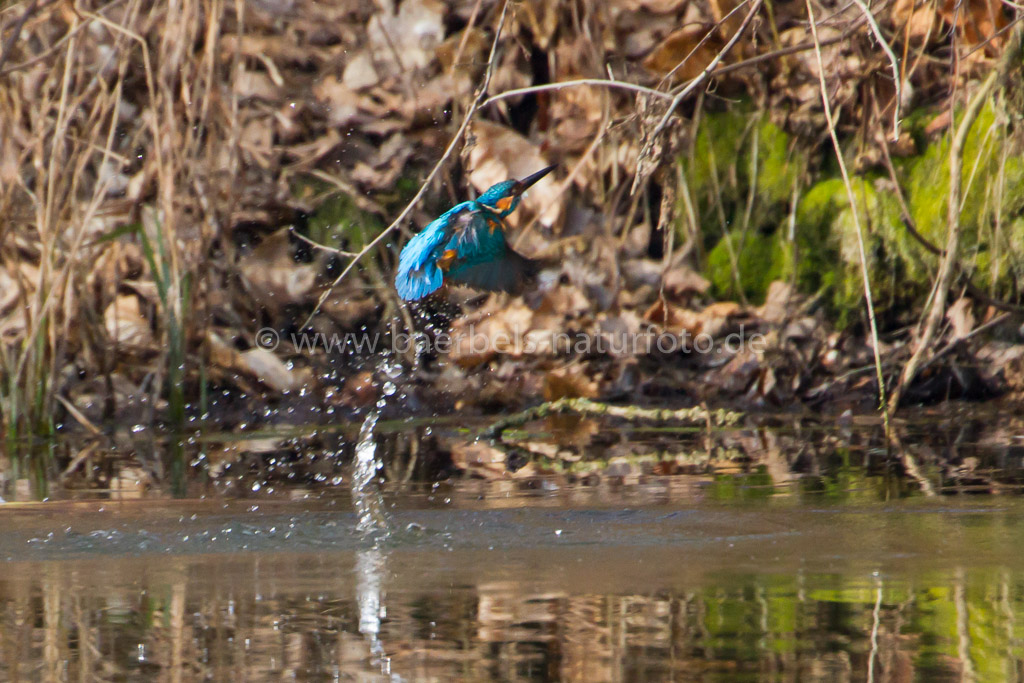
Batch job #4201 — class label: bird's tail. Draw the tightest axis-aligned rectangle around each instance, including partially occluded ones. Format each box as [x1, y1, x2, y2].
[395, 263, 444, 301]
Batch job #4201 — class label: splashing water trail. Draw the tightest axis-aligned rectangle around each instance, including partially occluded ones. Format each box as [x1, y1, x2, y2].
[350, 348, 407, 676]
[353, 405, 388, 537]
[350, 311, 441, 676]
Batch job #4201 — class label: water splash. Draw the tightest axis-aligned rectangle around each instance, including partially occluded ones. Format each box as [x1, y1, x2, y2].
[353, 405, 388, 537]
[351, 344, 410, 677]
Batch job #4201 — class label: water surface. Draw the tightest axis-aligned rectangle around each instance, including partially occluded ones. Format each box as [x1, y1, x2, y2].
[3, 490, 1024, 681]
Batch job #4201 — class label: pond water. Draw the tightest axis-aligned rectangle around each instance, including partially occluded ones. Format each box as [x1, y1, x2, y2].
[2, 406, 1024, 681]
[3, 491, 1024, 679]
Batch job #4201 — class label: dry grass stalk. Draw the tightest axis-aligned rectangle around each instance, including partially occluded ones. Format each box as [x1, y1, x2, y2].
[889, 22, 1024, 411]
[804, 0, 889, 423]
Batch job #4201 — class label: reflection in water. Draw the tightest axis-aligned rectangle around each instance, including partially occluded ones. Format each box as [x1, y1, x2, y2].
[1, 501, 1024, 680]
[351, 351, 399, 677]
[1, 556, 1022, 681]
[356, 547, 389, 675]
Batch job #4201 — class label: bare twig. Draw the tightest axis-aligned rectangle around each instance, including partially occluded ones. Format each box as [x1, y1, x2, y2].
[849, 0, 902, 140]
[481, 78, 675, 107]
[449, 0, 484, 77]
[481, 397, 744, 441]
[299, 0, 512, 330]
[289, 229, 359, 258]
[655, 0, 754, 89]
[632, 0, 765, 191]
[805, 0, 890, 428]
[708, 15, 868, 79]
[0, 0, 43, 75]
[916, 312, 1014, 376]
[889, 22, 1024, 411]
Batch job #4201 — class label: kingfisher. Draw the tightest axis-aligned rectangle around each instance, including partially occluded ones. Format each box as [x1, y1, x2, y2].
[395, 165, 556, 301]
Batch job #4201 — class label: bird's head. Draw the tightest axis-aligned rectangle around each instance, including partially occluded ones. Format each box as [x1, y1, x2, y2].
[477, 164, 556, 217]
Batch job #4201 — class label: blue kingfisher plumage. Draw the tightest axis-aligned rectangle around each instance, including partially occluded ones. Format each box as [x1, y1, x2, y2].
[394, 165, 556, 301]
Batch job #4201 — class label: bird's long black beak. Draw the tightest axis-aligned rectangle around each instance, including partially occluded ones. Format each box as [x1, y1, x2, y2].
[514, 164, 557, 195]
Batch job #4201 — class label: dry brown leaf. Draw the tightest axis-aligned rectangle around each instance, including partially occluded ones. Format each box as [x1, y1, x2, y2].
[643, 25, 722, 82]
[549, 84, 605, 152]
[104, 295, 153, 347]
[238, 230, 318, 310]
[544, 366, 600, 401]
[535, 285, 591, 319]
[947, 297, 975, 341]
[939, 0, 1008, 54]
[663, 266, 710, 300]
[700, 301, 745, 339]
[336, 371, 378, 408]
[644, 300, 703, 337]
[436, 26, 488, 74]
[312, 76, 364, 127]
[597, 311, 648, 357]
[757, 280, 795, 324]
[367, 0, 446, 74]
[343, 52, 380, 90]
[450, 441, 508, 479]
[239, 348, 303, 393]
[234, 69, 282, 102]
[449, 303, 536, 366]
[893, 0, 940, 43]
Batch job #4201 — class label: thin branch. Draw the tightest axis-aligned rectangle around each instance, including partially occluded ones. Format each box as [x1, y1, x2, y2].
[916, 312, 1014, 376]
[481, 78, 675, 107]
[656, 0, 753, 89]
[289, 229, 359, 258]
[849, 0, 902, 140]
[633, 0, 765, 190]
[805, 0, 890, 428]
[0, 0, 42, 75]
[708, 15, 867, 79]
[299, 0, 512, 331]
[889, 22, 1024, 410]
[481, 397, 744, 441]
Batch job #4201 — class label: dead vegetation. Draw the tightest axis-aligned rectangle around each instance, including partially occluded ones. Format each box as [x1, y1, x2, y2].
[0, 0, 1022, 460]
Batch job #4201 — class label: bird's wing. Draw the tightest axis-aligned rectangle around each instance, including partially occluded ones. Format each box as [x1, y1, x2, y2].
[395, 203, 474, 300]
[445, 209, 537, 294]
[446, 246, 538, 295]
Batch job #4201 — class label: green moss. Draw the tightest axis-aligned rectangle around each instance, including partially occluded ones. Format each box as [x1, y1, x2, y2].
[707, 229, 792, 303]
[687, 107, 750, 206]
[290, 177, 384, 253]
[305, 193, 382, 253]
[905, 104, 1000, 248]
[683, 109, 802, 235]
[794, 176, 911, 326]
[756, 119, 801, 207]
[682, 101, 1024, 323]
